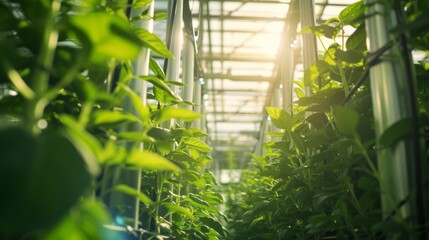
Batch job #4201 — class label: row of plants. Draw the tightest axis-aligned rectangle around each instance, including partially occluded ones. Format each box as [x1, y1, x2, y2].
[0, 0, 225, 239]
[224, 0, 429, 239]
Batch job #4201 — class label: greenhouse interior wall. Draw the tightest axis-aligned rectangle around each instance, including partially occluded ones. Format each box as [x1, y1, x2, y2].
[1, 0, 429, 239]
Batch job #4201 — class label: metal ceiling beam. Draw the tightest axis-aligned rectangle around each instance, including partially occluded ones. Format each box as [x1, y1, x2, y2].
[192, 14, 287, 22]
[206, 111, 262, 115]
[206, 89, 268, 93]
[200, 53, 275, 62]
[204, 73, 274, 81]
[207, 119, 261, 123]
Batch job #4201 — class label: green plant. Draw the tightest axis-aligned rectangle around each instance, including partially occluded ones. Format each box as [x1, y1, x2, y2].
[224, 0, 429, 239]
[0, 0, 225, 239]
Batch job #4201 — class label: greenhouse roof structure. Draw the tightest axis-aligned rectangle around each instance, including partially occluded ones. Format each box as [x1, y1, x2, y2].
[153, 0, 359, 169]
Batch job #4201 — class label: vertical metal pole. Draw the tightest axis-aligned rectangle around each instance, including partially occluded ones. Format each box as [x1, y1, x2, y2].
[365, 0, 412, 221]
[182, 32, 195, 111]
[271, 86, 282, 134]
[108, 2, 154, 229]
[166, 0, 183, 94]
[193, 79, 202, 129]
[281, 46, 295, 113]
[299, 0, 317, 96]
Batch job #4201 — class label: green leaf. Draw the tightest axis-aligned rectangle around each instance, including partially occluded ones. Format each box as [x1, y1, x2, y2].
[117, 83, 150, 123]
[334, 106, 360, 135]
[379, 118, 412, 147]
[133, 0, 152, 9]
[134, 28, 173, 58]
[153, 12, 168, 20]
[127, 149, 180, 171]
[346, 24, 367, 51]
[0, 128, 93, 234]
[188, 193, 210, 208]
[90, 110, 139, 126]
[59, 115, 103, 167]
[265, 107, 292, 130]
[117, 132, 154, 142]
[70, 13, 141, 63]
[147, 127, 171, 141]
[149, 57, 165, 79]
[335, 49, 364, 64]
[162, 203, 195, 220]
[114, 184, 153, 205]
[44, 200, 116, 240]
[302, 24, 340, 39]
[138, 75, 181, 101]
[183, 138, 212, 153]
[339, 1, 365, 27]
[156, 107, 202, 123]
[323, 43, 339, 66]
[199, 217, 225, 236]
[182, 170, 206, 188]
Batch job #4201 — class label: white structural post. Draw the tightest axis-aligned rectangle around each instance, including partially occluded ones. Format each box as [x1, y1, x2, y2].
[365, 0, 412, 221]
[193, 79, 202, 129]
[281, 46, 294, 113]
[299, 0, 317, 96]
[166, 0, 183, 94]
[108, 2, 154, 229]
[182, 30, 195, 111]
[271, 86, 282, 134]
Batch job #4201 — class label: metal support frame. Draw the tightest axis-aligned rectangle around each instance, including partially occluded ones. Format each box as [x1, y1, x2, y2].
[166, 0, 183, 95]
[182, 32, 195, 110]
[365, 0, 413, 222]
[299, 0, 318, 96]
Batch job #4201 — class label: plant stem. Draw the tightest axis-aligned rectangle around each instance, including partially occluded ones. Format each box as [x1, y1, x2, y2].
[26, 0, 61, 134]
[354, 135, 378, 178]
[154, 170, 164, 235]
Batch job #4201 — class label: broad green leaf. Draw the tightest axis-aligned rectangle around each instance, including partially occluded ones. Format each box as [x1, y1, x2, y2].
[379, 118, 412, 147]
[106, 0, 127, 9]
[70, 13, 141, 63]
[162, 203, 195, 220]
[153, 12, 168, 20]
[59, 115, 103, 167]
[100, 140, 127, 165]
[156, 107, 202, 123]
[44, 200, 116, 240]
[134, 28, 173, 58]
[197, 155, 213, 165]
[302, 24, 340, 39]
[127, 149, 180, 171]
[199, 217, 225, 236]
[334, 106, 360, 136]
[265, 107, 292, 130]
[147, 127, 171, 141]
[117, 132, 154, 142]
[117, 83, 150, 122]
[169, 151, 196, 162]
[90, 110, 139, 126]
[114, 184, 153, 205]
[323, 43, 339, 66]
[183, 138, 212, 153]
[149, 57, 165, 79]
[335, 49, 364, 64]
[138, 75, 181, 101]
[339, 1, 365, 27]
[0, 128, 93, 234]
[153, 84, 181, 104]
[346, 24, 366, 51]
[133, 0, 152, 9]
[182, 170, 206, 188]
[188, 193, 210, 208]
